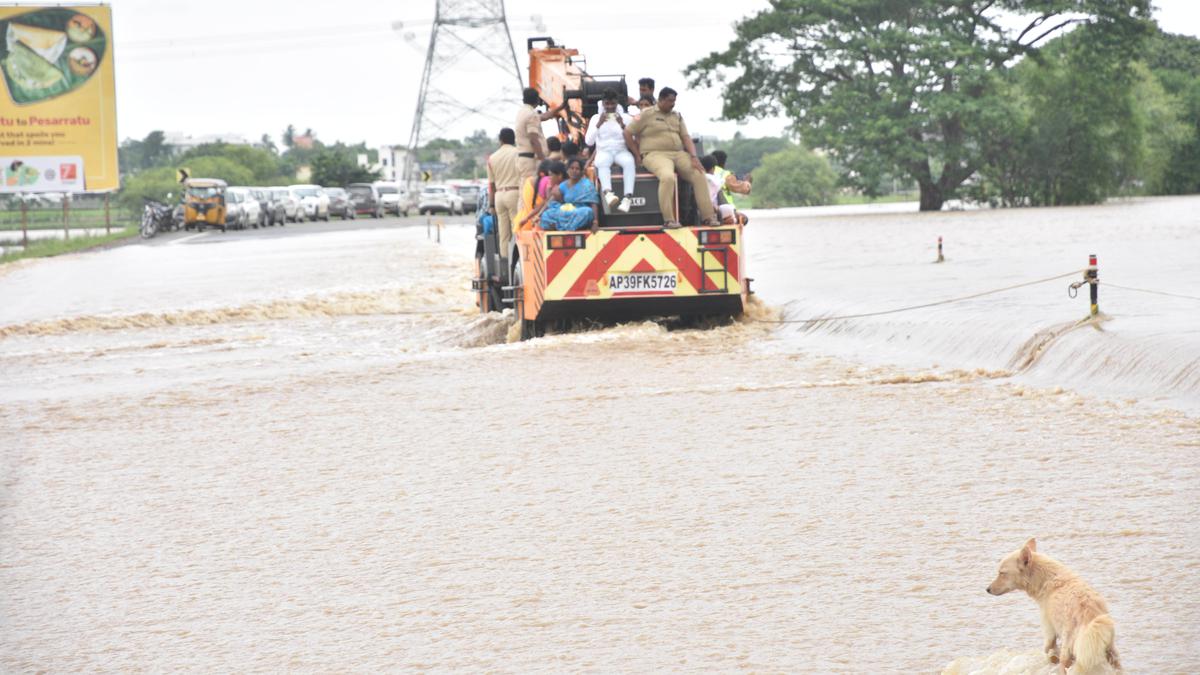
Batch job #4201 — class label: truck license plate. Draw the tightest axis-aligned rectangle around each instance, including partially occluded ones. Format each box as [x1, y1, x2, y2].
[608, 272, 677, 292]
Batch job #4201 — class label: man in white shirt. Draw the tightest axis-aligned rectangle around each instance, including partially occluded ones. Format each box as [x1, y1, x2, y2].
[584, 89, 636, 213]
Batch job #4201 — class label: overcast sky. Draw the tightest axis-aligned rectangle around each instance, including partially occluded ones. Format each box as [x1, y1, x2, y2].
[101, 0, 1200, 148]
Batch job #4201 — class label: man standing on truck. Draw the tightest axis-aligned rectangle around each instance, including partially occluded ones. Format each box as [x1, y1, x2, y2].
[515, 88, 566, 181]
[623, 87, 717, 228]
[626, 77, 655, 108]
[487, 128, 522, 257]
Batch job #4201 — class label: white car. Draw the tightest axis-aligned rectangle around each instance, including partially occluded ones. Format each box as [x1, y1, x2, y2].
[225, 187, 250, 229]
[418, 184, 465, 215]
[270, 187, 301, 222]
[374, 181, 414, 217]
[227, 187, 261, 228]
[288, 184, 330, 222]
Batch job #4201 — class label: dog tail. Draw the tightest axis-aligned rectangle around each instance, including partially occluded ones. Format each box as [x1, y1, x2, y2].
[1073, 613, 1118, 672]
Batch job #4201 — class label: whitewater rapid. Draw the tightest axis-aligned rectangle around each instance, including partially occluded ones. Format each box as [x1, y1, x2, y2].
[1, 200, 1197, 672]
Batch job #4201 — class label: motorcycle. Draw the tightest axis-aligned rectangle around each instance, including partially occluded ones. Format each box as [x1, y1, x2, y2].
[140, 197, 175, 239]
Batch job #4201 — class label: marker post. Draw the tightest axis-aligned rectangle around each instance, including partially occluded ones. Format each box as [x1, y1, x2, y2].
[937, 236, 944, 263]
[1087, 254, 1098, 317]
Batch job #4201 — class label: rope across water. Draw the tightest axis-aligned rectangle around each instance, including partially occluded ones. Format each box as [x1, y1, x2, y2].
[752, 270, 1086, 325]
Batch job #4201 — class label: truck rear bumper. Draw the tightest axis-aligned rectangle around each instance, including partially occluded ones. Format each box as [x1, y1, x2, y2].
[537, 294, 744, 321]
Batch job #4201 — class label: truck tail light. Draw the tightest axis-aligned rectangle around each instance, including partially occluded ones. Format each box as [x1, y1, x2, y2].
[547, 233, 586, 250]
[699, 229, 735, 245]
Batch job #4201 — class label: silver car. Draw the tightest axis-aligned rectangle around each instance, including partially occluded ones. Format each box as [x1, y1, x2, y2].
[271, 187, 301, 223]
[418, 184, 465, 215]
[227, 187, 262, 229]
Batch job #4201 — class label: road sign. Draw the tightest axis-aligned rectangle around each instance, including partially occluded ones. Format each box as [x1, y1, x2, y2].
[176, 168, 190, 183]
[421, 170, 432, 182]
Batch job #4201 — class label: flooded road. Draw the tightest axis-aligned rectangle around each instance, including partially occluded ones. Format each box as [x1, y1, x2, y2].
[2, 201, 1198, 672]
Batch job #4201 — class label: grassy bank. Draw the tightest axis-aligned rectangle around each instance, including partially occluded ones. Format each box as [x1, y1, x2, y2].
[0, 207, 137, 231]
[0, 227, 138, 265]
[833, 193, 918, 205]
[732, 193, 918, 209]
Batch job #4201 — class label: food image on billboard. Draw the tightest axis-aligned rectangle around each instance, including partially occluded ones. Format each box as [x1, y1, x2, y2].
[0, 5, 117, 193]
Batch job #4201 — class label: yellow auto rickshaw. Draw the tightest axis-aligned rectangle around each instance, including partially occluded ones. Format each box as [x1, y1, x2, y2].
[183, 178, 229, 231]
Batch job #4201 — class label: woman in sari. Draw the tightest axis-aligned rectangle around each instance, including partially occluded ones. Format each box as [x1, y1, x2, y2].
[516, 160, 564, 231]
[539, 158, 600, 233]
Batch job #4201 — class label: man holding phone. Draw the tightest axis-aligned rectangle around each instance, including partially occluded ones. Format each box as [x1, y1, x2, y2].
[584, 88, 637, 213]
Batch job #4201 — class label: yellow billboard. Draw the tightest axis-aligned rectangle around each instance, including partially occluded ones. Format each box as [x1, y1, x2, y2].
[0, 5, 117, 193]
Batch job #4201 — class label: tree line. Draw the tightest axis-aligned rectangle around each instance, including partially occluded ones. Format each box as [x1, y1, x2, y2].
[688, 1, 1200, 211]
[117, 128, 381, 210]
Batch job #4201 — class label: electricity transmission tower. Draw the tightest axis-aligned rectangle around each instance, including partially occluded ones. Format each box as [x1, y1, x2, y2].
[404, 0, 525, 188]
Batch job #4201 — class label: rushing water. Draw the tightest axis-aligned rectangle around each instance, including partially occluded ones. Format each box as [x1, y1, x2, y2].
[1, 198, 1198, 672]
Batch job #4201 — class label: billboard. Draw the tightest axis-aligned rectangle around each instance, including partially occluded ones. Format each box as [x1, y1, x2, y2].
[0, 5, 117, 193]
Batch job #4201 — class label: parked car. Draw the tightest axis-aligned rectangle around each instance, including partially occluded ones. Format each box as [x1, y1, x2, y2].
[374, 181, 413, 217]
[252, 187, 283, 226]
[289, 184, 329, 222]
[453, 183, 482, 207]
[271, 187, 300, 223]
[418, 184, 465, 215]
[227, 187, 261, 228]
[223, 189, 246, 230]
[348, 183, 384, 218]
[325, 187, 356, 220]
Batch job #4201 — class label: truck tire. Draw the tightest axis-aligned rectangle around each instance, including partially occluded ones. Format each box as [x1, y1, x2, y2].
[511, 255, 543, 340]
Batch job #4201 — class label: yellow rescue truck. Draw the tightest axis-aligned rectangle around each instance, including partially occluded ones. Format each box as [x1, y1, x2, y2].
[473, 37, 749, 339]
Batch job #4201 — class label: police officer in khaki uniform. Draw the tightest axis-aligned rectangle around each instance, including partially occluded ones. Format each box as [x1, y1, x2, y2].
[623, 87, 716, 227]
[487, 128, 522, 256]
[514, 88, 547, 181]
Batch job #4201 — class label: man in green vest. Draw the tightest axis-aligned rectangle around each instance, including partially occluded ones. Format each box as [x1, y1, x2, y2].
[711, 150, 753, 205]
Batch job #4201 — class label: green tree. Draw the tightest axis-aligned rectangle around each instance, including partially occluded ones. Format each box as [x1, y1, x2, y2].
[118, 130, 173, 175]
[687, 0, 1152, 211]
[1129, 62, 1192, 194]
[752, 146, 838, 207]
[309, 147, 380, 186]
[282, 124, 296, 148]
[709, 135, 793, 177]
[180, 143, 286, 184]
[418, 137, 462, 164]
[1145, 30, 1200, 194]
[970, 27, 1188, 206]
[119, 157, 254, 211]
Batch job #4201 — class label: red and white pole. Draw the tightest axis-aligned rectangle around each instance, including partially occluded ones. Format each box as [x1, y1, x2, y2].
[1087, 254, 1098, 317]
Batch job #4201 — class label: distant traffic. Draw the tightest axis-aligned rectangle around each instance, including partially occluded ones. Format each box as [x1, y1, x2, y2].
[138, 180, 483, 238]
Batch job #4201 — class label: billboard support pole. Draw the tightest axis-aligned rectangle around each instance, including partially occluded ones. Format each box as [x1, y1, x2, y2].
[105, 194, 111, 235]
[21, 200, 28, 249]
[62, 198, 69, 240]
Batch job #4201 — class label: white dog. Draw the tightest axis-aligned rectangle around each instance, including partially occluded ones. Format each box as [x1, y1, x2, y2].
[987, 538, 1121, 673]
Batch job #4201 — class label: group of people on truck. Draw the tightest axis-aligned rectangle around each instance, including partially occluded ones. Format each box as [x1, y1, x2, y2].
[485, 78, 750, 254]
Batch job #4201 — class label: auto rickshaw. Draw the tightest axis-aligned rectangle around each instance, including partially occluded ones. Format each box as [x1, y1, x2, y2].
[183, 178, 229, 231]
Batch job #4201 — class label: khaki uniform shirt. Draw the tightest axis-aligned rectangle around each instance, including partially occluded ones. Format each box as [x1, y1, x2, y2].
[514, 104, 547, 155]
[487, 144, 522, 190]
[625, 109, 689, 153]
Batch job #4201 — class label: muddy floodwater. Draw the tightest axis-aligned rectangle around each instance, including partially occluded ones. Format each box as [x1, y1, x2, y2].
[2, 198, 1198, 672]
